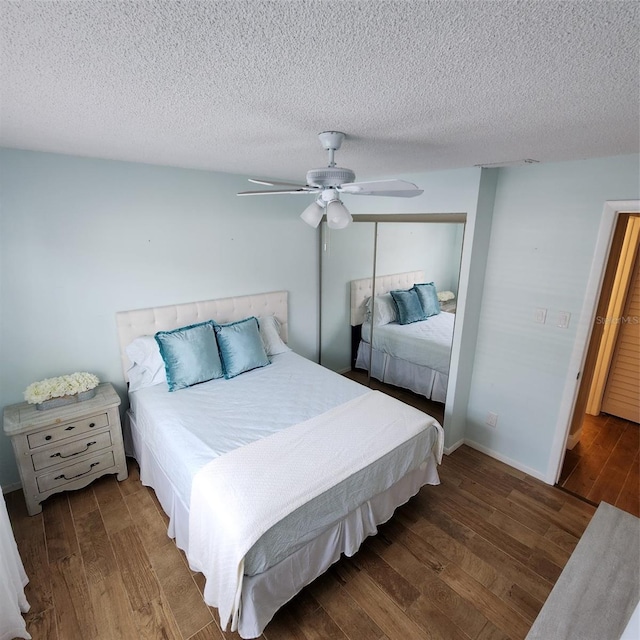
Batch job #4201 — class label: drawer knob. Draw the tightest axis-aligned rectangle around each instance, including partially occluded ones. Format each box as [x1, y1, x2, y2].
[44, 435, 52, 441]
[50, 441, 97, 460]
[54, 461, 99, 481]
[64, 425, 75, 431]
[89, 422, 96, 428]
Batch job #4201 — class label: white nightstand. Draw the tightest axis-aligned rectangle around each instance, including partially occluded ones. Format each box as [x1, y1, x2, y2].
[3, 382, 128, 515]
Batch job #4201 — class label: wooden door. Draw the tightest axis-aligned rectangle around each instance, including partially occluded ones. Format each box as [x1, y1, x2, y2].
[602, 244, 640, 423]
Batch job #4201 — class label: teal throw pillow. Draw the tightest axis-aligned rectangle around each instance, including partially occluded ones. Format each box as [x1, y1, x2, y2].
[215, 316, 270, 379]
[412, 282, 441, 317]
[390, 289, 428, 325]
[155, 321, 223, 392]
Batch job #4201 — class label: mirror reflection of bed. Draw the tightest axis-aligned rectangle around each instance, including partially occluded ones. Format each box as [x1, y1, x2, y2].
[320, 219, 464, 425]
[348, 270, 456, 423]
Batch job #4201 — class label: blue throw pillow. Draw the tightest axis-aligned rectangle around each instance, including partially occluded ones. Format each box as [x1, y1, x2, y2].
[215, 316, 270, 379]
[390, 289, 428, 325]
[155, 321, 223, 392]
[413, 282, 441, 317]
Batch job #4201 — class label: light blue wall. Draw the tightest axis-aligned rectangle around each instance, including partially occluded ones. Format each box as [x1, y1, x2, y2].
[466, 154, 640, 476]
[0, 149, 317, 488]
[1, 148, 637, 489]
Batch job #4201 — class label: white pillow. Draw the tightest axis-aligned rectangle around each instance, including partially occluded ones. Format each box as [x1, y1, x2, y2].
[367, 293, 398, 326]
[258, 315, 291, 356]
[125, 335, 167, 391]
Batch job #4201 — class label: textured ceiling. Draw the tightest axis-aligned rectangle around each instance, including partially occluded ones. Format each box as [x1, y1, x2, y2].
[1, 1, 638, 181]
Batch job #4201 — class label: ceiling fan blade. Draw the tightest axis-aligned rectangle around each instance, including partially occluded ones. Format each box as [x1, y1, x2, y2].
[237, 188, 318, 196]
[248, 178, 310, 188]
[339, 179, 423, 197]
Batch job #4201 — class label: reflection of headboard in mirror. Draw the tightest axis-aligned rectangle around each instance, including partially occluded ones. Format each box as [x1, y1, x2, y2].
[115, 290, 288, 382]
[350, 270, 425, 326]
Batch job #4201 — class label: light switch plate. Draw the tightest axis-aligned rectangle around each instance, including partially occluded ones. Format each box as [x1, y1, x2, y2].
[557, 311, 571, 328]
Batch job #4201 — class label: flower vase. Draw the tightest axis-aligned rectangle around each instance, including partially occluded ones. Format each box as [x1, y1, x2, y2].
[35, 388, 97, 411]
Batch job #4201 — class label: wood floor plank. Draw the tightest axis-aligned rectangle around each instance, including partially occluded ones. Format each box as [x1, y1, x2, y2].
[187, 621, 226, 639]
[132, 595, 183, 640]
[455, 478, 551, 536]
[588, 421, 639, 504]
[308, 571, 386, 640]
[124, 484, 172, 552]
[67, 484, 98, 518]
[411, 573, 488, 639]
[111, 524, 160, 611]
[49, 553, 97, 640]
[74, 508, 117, 582]
[562, 415, 628, 496]
[406, 594, 471, 640]
[92, 473, 127, 511]
[15, 520, 54, 615]
[100, 497, 134, 536]
[337, 561, 432, 640]
[507, 489, 587, 538]
[84, 572, 140, 639]
[147, 539, 214, 638]
[464, 535, 552, 605]
[43, 493, 79, 563]
[350, 544, 421, 610]
[23, 607, 58, 640]
[616, 449, 640, 517]
[440, 563, 530, 640]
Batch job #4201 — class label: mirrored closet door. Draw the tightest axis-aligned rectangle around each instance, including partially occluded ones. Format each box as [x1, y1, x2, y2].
[320, 215, 465, 422]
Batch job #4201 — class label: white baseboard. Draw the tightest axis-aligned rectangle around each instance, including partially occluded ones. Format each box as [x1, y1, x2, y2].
[444, 438, 465, 455]
[566, 429, 582, 450]
[2, 482, 22, 494]
[462, 438, 548, 483]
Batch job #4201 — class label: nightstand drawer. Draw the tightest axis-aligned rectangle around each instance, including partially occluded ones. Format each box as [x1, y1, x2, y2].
[27, 412, 109, 449]
[31, 430, 113, 471]
[36, 450, 116, 493]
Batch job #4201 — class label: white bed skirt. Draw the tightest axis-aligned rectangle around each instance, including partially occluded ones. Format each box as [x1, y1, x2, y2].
[125, 410, 440, 638]
[356, 341, 448, 403]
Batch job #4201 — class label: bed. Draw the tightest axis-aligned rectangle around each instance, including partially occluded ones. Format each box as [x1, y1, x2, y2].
[351, 271, 455, 403]
[115, 290, 443, 638]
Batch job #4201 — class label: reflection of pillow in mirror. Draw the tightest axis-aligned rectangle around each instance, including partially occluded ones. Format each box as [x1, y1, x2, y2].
[413, 282, 441, 317]
[390, 289, 428, 325]
[367, 293, 398, 326]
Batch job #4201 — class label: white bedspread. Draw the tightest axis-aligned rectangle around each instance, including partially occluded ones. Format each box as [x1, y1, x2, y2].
[362, 311, 454, 374]
[188, 390, 443, 633]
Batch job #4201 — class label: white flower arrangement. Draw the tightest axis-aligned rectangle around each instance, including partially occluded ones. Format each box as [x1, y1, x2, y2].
[437, 290, 455, 302]
[24, 372, 100, 405]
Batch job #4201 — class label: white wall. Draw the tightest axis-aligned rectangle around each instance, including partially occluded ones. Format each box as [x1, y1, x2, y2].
[466, 154, 640, 478]
[0, 149, 317, 488]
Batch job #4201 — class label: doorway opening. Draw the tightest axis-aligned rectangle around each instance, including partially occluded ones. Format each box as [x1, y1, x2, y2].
[556, 210, 639, 515]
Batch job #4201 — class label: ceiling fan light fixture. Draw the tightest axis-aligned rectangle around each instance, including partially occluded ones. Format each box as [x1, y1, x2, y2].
[326, 199, 352, 230]
[300, 199, 325, 228]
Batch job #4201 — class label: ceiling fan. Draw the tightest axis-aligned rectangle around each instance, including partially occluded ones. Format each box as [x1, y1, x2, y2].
[237, 131, 424, 229]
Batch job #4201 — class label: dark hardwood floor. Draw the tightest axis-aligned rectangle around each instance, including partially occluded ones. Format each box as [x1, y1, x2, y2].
[559, 412, 639, 517]
[7, 444, 597, 640]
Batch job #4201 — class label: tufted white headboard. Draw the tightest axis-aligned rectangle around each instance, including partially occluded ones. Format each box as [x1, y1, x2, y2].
[115, 290, 288, 381]
[350, 271, 425, 326]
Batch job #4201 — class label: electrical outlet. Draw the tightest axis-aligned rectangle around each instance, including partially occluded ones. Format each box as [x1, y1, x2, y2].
[557, 311, 571, 328]
[485, 411, 498, 428]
